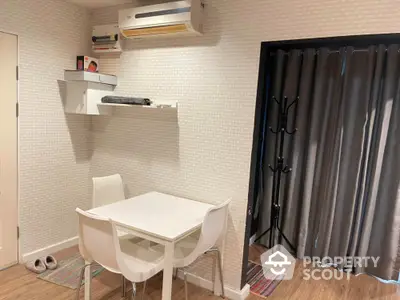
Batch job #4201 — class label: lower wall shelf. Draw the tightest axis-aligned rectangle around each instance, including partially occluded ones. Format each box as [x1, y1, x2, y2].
[97, 102, 178, 111]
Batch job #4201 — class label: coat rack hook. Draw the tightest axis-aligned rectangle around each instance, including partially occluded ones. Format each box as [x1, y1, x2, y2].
[286, 97, 298, 113]
[285, 128, 298, 135]
[269, 126, 279, 134]
[272, 96, 281, 105]
[283, 166, 292, 173]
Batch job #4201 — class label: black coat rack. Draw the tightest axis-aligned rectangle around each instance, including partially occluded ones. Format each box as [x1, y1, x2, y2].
[254, 95, 298, 252]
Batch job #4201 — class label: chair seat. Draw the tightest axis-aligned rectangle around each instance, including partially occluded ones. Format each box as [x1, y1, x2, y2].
[117, 229, 144, 243]
[151, 230, 201, 268]
[174, 230, 201, 259]
[119, 235, 164, 282]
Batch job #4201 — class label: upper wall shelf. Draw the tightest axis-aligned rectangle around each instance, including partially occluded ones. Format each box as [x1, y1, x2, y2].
[92, 24, 122, 55]
[64, 0, 132, 9]
[93, 48, 122, 55]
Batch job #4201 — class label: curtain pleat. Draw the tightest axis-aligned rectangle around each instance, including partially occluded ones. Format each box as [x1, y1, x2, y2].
[257, 45, 400, 280]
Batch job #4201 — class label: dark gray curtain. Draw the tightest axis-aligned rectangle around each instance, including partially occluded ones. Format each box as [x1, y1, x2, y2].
[257, 45, 400, 279]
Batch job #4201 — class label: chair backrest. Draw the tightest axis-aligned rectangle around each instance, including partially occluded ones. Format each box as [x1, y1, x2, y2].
[76, 208, 120, 273]
[183, 199, 231, 266]
[92, 174, 125, 208]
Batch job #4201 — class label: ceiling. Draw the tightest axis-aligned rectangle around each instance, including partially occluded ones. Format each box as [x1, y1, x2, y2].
[64, 0, 133, 9]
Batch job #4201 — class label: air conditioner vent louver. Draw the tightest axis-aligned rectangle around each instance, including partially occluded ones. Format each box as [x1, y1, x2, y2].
[135, 7, 191, 19]
[121, 24, 189, 37]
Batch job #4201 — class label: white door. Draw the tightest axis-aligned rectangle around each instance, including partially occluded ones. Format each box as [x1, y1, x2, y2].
[0, 32, 18, 269]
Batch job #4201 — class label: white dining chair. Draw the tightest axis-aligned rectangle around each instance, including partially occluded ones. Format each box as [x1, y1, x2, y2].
[161, 199, 231, 299]
[92, 173, 134, 293]
[76, 208, 164, 300]
[92, 174, 125, 208]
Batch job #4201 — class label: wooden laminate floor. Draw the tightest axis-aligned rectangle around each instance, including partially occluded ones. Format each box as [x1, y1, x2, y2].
[0, 245, 219, 300]
[0, 244, 399, 299]
[248, 244, 400, 300]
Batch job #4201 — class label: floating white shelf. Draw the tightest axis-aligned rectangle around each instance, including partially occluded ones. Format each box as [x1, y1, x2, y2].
[63, 70, 178, 116]
[92, 48, 122, 55]
[64, 70, 117, 86]
[92, 24, 122, 55]
[64, 70, 117, 115]
[98, 102, 178, 111]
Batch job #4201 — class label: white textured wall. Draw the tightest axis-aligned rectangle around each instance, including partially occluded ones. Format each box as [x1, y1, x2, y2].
[1, 0, 399, 291]
[0, 0, 92, 256]
[90, 0, 400, 291]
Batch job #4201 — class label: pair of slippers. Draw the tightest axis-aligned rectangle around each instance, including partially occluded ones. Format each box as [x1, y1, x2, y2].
[25, 255, 58, 274]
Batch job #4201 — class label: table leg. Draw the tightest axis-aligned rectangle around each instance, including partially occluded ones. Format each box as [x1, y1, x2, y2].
[84, 261, 91, 300]
[162, 242, 174, 300]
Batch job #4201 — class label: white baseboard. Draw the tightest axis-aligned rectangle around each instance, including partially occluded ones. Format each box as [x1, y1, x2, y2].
[0, 260, 18, 271]
[233, 283, 250, 300]
[177, 270, 250, 300]
[21, 236, 78, 263]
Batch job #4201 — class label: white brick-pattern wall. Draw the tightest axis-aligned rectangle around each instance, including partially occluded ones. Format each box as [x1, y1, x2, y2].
[1, 0, 400, 292]
[90, 0, 400, 290]
[0, 0, 92, 255]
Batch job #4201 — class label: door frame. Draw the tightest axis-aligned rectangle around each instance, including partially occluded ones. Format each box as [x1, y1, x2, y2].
[0, 29, 20, 268]
[241, 32, 400, 289]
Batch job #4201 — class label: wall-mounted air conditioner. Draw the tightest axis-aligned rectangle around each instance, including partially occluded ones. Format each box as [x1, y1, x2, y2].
[119, 0, 204, 39]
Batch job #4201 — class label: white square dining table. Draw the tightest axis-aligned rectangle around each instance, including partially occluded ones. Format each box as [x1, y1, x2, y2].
[85, 191, 215, 300]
